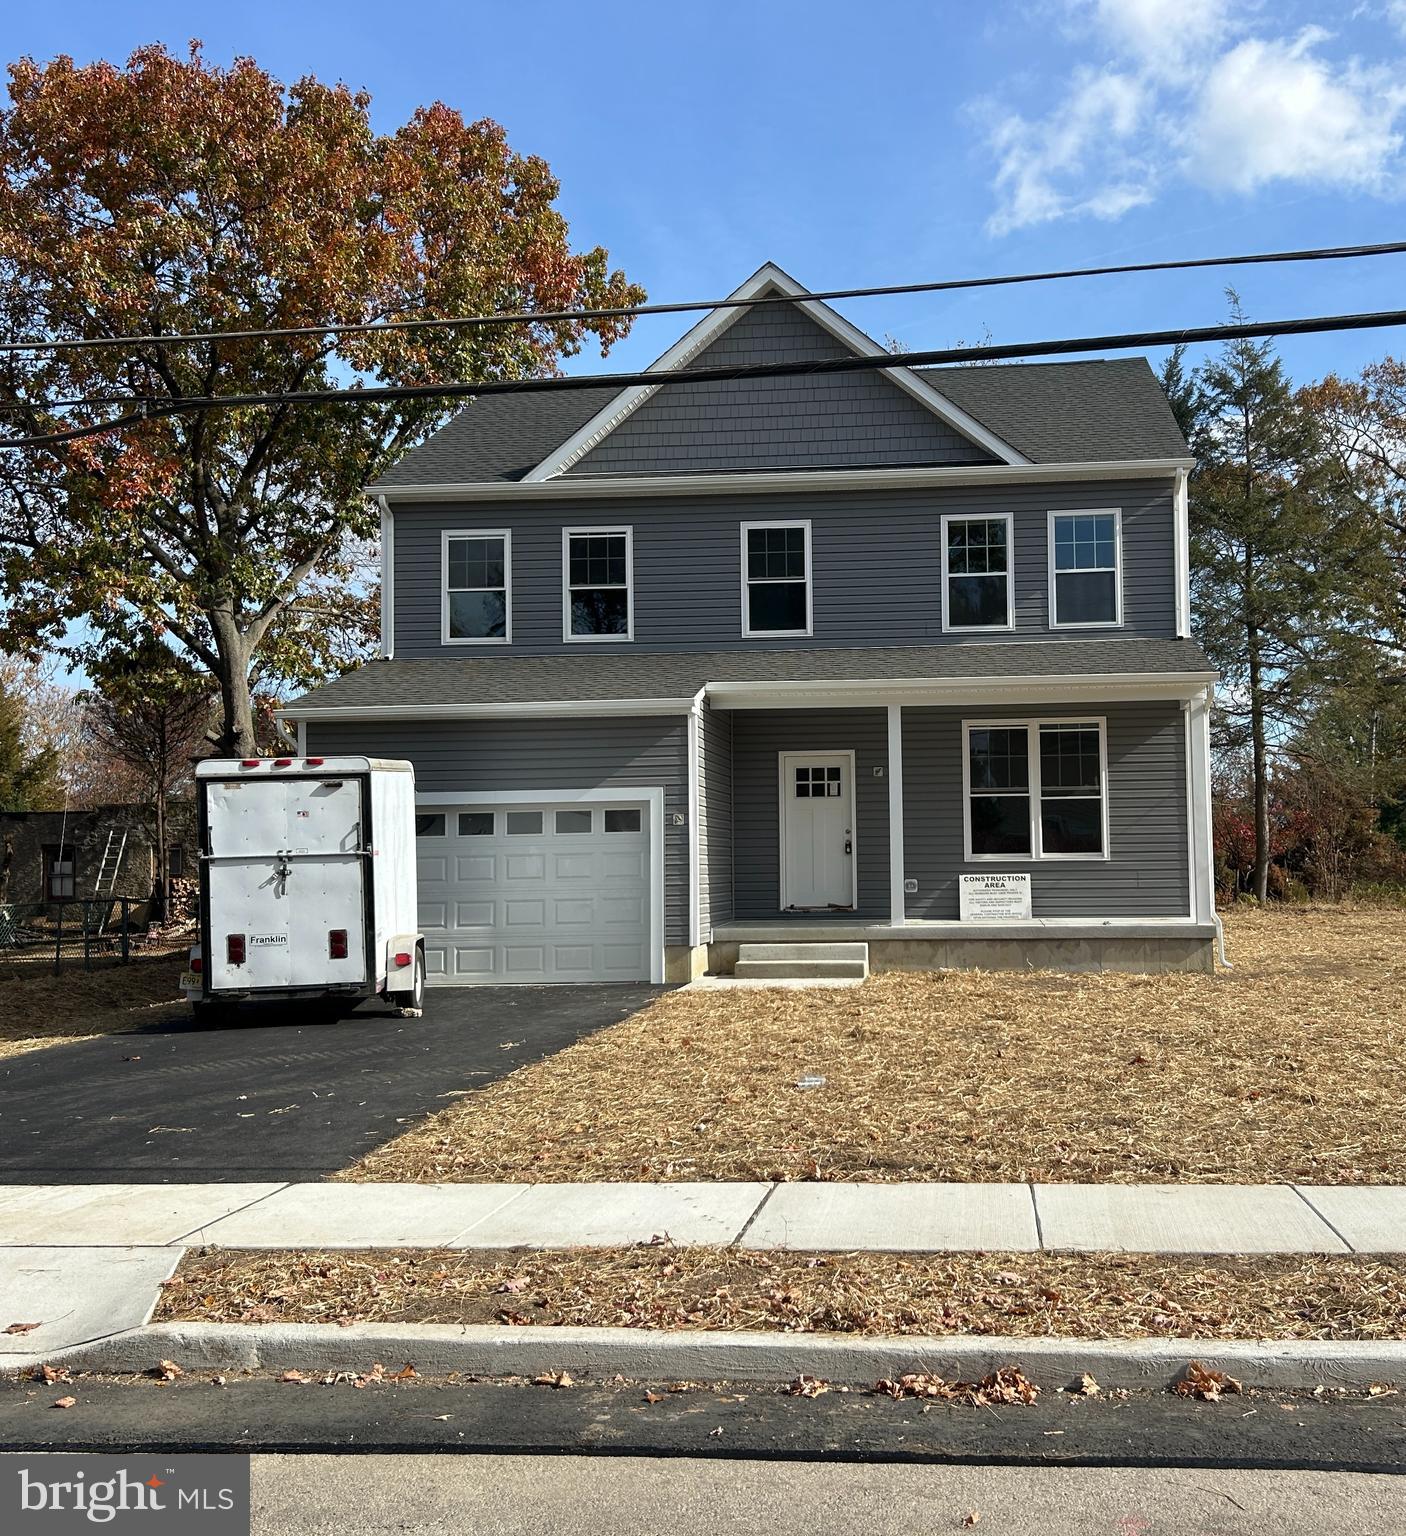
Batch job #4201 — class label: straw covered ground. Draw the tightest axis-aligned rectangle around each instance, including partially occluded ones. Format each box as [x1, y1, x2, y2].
[341, 906, 1406, 1186]
[0, 947, 189, 1061]
[158, 1246, 1406, 1341]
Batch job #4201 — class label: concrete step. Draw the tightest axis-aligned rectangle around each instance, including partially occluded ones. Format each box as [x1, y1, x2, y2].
[733, 958, 868, 980]
[737, 942, 869, 965]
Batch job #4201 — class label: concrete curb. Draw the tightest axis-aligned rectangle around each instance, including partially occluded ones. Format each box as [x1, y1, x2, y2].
[17, 1321, 1406, 1393]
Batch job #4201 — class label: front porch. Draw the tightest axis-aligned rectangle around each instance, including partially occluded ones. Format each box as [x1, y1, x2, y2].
[690, 677, 1218, 976]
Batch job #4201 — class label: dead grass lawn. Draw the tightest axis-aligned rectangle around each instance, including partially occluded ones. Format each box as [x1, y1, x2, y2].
[158, 1246, 1406, 1341]
[0, 946, 190, 1060]
[343, 906, 1406, 1185]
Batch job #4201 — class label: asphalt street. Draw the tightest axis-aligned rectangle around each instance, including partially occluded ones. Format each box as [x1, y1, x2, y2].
[0, 985, 662, 1181]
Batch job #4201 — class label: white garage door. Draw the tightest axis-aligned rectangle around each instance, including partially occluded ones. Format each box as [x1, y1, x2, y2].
[415, 801, 652, 985]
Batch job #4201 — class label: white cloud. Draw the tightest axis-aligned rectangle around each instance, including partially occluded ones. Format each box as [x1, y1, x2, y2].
[1186, 29, 1406, 192]
[980, 2, 1406, 234]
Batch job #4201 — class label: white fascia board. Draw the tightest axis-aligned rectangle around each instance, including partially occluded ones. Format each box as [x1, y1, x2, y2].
[371, 458, 1194, 503]
[519, 261, 1027, 480]
[1173, 467, 1192, 639]
[278, 697, 697, 723]
[706, 672, 1217, 710]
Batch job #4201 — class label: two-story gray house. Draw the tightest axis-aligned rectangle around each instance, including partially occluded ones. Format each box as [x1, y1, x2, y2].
[283, 263, 1219, 987]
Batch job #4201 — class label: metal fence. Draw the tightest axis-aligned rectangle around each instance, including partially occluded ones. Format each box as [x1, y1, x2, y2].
[0, 900, 138, 972]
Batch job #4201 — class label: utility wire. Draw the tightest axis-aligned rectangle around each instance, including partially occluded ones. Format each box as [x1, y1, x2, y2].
[5, 301, 1406, 452]
[2, 238, 1406, 356]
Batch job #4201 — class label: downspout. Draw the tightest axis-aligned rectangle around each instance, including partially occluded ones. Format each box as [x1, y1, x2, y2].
[687, 688, 704, 951]
[378, 495, 395, 660]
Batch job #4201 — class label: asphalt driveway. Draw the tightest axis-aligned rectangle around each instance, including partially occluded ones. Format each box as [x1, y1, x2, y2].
[0, 986, 663, 1183]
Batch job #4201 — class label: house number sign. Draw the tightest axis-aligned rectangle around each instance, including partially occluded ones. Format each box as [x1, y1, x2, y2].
[959, 872, 1032, 921]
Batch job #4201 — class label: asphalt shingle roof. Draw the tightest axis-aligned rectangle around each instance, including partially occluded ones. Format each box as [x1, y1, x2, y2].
[288, 639, 1214, 712]
[370, 357, 1186, 488]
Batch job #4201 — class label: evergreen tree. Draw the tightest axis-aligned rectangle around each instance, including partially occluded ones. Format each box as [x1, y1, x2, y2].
[0, 670, 61, 809]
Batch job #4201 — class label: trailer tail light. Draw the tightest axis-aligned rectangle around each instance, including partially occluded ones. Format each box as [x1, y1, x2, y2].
[240, 759, 260, 769]
[329, 929, 349, 960]
[226, 934, 246, 966]
[190, 955, 203, 974]
[305, 757, 325, 767]
[273, 758, 293, 768]
[394, 951, 413, 968]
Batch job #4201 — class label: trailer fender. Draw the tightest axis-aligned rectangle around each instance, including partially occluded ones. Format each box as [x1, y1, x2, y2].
[385, 935, 424, 995]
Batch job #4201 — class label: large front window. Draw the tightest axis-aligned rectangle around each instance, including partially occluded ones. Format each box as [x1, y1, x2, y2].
[965, 720, 1107, 860]
[443, 531, 509, 643]
[943, 515, 1013, 630]
[1050, 510, 1121, 626]
[742, 521, 811, 636]
[564, 528, 632, 640]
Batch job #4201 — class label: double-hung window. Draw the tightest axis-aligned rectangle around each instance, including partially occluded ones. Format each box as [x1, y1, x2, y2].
[1049, 510, 1121, 627]
[442, 530, 510, 644]
[942, 514, 1013, 630]
[564, 527, 633, 641]
[964, 719, 1108, 860]
[741, 521, 811, 637]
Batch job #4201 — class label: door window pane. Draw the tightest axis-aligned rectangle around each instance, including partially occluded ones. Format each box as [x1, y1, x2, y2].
[415, 814, 446, 837]
[457, 812, 494, 836]
[604, 808, 641, 833]
[555, 810, 592, 834]
[505, 811, 543, 836]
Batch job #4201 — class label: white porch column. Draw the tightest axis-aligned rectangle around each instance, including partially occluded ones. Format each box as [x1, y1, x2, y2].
[1185, 686, 1216, 924]
[887, 703, 906, 925]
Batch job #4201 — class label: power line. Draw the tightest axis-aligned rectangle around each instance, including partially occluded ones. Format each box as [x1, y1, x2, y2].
[3, 238, 1406, 357]
[5, 301, 1406, 452]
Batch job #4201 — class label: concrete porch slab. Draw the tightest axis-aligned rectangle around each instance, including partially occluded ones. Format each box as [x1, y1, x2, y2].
[457, 1182, 772, 1248]
[195, 1183, 532, 1249]
[1296, 1186, 1406, 1253]
[0, 1246, 179, 1363]
[741, 1182, 1040, 1252]
[0, 1183, 287, 1247]
[1035, 1184, 1348, 1254]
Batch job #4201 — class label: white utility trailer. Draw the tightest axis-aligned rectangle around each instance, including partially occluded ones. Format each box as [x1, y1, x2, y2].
[181, 756, 424, 1017]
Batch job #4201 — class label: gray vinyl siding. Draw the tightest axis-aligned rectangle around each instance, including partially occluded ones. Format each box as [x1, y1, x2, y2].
[394, 480, 1175, 658]
[569, 304, 995, 475]
[303, 716, 690, 945]
[730, 709, 889, 919]
[901, 700, 1189, 919]
[698, 705, 733, 935]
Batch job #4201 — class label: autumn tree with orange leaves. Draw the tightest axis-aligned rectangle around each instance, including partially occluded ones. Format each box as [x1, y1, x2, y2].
[0, 44, 643, 753]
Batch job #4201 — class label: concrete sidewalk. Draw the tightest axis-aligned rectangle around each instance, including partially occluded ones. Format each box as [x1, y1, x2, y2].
[1, 1179, 1402, 1255]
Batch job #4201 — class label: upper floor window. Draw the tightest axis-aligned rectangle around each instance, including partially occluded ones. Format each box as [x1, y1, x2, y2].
[564, 527, 633, 642]
[1049, 510, 1121, 627]
[442, 530, 510, 645]
[742, 520, 812, 637]
[941, 514, 1013, 631]
[963, 718, 1108, 861]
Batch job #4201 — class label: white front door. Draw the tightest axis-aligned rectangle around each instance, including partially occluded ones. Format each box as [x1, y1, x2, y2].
[780, 753, 856, 911]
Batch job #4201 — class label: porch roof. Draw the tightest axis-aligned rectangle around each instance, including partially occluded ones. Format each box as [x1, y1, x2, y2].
[283, 637, 1215, 719]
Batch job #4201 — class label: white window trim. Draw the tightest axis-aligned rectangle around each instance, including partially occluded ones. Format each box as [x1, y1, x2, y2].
[741, 519, 813, 639]
[961, 717, 1111, 864]
[940, 512, 1015, 633]
[1047, 508, 1124, 630]
[562, 525, 634, 643]
[777, 749, 858, 910]
[441, 528, 511, 647]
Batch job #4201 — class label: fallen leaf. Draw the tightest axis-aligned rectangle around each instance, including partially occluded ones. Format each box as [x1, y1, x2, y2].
[1368, 1382, 1398, 1398]
[1174, 1361, 1242, 1402]
[52, 1396, 76, 1409]
[495, 1277, 529, 1295]
[211, 1375, 226, 1387]
[643, 1390, 664, 1404]
[1074, 1372, 1101, 1397]
[4, 1322, 41, 1335]
[874, 1367, 1039, 1406]
[533, 1371, 575, 1389]
[431, 1413, 451, 1421]
[38, 1364, 70, 1384]
[393, 1364, 417, 1381]
[963, 1513, 981, 1528]
[279, 1370, 306, 1384]
[788, 1375, 831, 1398]
[153, 1359, 183, 1381]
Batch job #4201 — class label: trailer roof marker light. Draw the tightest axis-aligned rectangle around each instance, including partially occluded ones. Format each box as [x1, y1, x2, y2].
[305, 757, 325, 766]
[240, 759, 260, 768]
[273, 757, 294, 768]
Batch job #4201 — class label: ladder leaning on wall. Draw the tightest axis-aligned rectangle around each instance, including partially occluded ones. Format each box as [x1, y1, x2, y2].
[95, 829, 127, 896]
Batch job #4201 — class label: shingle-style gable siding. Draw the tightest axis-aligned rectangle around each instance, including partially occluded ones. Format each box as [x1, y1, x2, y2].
[566, 303, 997, 475]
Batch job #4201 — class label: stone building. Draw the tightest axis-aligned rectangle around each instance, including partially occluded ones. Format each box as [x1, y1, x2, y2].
[0, 800, 199, 910]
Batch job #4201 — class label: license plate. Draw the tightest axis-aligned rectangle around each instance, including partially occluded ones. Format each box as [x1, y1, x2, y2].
[179, 971, 200, 992]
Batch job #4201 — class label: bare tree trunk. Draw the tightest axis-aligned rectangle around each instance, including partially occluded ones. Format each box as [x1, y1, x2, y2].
[152, 781, 168, 923]
[209, 616, 257, 757]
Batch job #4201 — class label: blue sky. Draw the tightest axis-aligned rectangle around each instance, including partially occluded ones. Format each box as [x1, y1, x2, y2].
[9, 0, 1406, 385]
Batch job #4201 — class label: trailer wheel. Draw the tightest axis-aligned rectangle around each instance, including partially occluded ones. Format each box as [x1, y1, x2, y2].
[392, 948, 425, 1017]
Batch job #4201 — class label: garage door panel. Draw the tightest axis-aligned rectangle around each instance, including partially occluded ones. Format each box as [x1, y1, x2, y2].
[456, 853, 496, 881]
[504, 854, 545, 881]
[452, 946, 495, 976]
[602, 850, 647, 880]
[600, 894, 646, 926]
[454, 900, 494, 927]
[420, 855, 449, 882]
